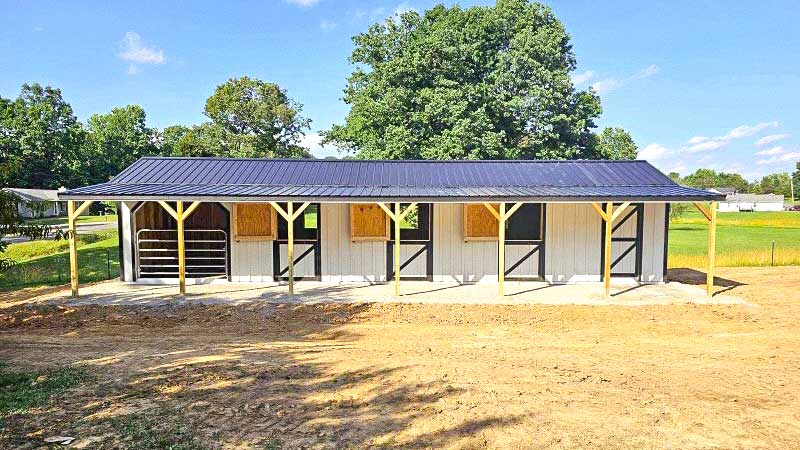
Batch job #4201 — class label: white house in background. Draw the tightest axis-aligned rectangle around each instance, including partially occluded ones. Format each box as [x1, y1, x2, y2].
[718, 193, 785, 212]
[3, 187, 68, 218]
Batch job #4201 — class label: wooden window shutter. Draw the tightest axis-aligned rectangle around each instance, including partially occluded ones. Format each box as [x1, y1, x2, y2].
[350, 204, 390, 241]
[463, 204, 499, 241]
[233, 203, 276, 241]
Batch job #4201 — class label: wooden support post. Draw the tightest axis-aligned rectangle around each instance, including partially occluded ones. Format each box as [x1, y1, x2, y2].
[67, 200, 94, 298]
[68, 201, 79, 298]
[707, 201, 717, 297]
[394, 202, 401, 296]
[177, 201, 186, 295]
[604, 202, 613, 298]
[498, 202, 506, 297]
[287, 201, 294, 295]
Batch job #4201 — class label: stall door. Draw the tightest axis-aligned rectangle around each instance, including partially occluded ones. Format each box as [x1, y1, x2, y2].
[274, 203, 321, 281]
[504, 203, 546, 281]
[387, 204, 433, 281]
[600, 203, 643, 278]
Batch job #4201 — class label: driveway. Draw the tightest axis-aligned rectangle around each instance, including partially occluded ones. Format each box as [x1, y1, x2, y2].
[1, 221, 116, 244]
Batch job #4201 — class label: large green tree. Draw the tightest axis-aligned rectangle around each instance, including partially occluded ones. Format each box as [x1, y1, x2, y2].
[792, 161, 799, 201]
[84, 105, 160, 183]
[324, 0, 602, 160]
[757, 172, 792, 197]
[594, 127, 637, 160]
[0, 84, 84, 188]
[202, 76, 311, 158]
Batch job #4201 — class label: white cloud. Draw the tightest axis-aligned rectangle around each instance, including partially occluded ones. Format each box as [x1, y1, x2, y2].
[301, 133, 339, 158]
[638, 143, 670, 160]
[320, 19, 336, 31]
[755, 133, 791, 147]
[633, 64, 659, 79]
[285, 0, 319, 7]
[590, 64, 659, 94]
[591, 77, 624, 94]
[685, 121, 780, 153]
[757, 151, 800, 165]
[571, 70, 594, 85]
[723, 121, 778, 140]
[33, 26, 44, 32]
[119, 32, 165, 64]
[755, 146, 786, 156]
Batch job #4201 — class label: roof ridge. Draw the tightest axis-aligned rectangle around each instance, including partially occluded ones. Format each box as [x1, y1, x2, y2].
[138, 156, 648, 164]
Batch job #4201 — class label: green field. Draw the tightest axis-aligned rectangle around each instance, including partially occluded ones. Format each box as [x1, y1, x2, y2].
[669, 210, 800, 268]
[0, 230, 119, 291]
[23, 214, 117, 226]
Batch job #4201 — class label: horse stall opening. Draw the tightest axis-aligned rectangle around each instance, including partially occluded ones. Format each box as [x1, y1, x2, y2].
[132, 201, 230, 280]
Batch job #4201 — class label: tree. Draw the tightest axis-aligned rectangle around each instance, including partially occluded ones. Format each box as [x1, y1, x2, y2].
[792, 161, 799, 201]
[682, 169, 719, 189]
[168, 123, 225, 157]
[0, 84, 84, 188]
[324, 0, 602, 160]
[716, 172, 750, 193]
[757, 172, 792, 197]
[157, 125, 191, 156]
[594, 127, 637, 160]
[203, 76, 311, 158]
[84, 105, 159, 183]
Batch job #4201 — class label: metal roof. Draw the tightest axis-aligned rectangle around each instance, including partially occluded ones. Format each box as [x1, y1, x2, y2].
[60, 157, 723, 202]
[4, 188, 63, 202]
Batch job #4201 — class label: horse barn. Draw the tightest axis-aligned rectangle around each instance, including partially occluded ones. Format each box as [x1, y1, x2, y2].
[58, 157, 724, 299]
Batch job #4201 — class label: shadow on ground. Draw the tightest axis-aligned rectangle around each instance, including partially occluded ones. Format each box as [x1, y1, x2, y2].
[667, 267, 748, 295]
[0, 302, 522, 449]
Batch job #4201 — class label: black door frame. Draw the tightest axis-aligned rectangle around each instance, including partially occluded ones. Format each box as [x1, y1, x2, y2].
[505, 204, 546, 281]
[387, 203, 433, 281]
[599, 203, 644, 279]
[273, 203, 322, 281]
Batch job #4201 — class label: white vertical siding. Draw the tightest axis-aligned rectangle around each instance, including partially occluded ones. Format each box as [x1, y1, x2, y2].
[225, 202, 274, 282]
[320, 203, 386, 282]
[544, 203, 602, 283]
[432, 203, 498, 283]
[641, 203, 667, 283]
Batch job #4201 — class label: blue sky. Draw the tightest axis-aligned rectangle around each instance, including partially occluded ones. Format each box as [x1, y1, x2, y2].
[2, 0, 799, 180]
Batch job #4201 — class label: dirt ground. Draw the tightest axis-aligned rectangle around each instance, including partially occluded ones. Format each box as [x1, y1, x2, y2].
[1, 267, 799, 449]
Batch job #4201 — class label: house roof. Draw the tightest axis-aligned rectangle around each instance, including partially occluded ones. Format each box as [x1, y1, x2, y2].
[60, 157, 723, 202]
[4, 188, 62, 202]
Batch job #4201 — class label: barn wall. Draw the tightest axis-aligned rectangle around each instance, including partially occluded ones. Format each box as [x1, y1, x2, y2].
[544, 203, 603, 283]
[641, 203, 667, 283]
[432, 203, 498, 283]
[119, 201, 136, 282]
[222, 203, 275, 282]
[320, 203, 387, 282]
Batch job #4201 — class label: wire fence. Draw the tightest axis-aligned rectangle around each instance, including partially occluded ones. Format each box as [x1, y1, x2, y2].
[0, 247, 119, 290]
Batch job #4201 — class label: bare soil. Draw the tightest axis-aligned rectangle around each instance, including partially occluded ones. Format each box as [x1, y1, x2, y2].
[1, 267, 799, 449]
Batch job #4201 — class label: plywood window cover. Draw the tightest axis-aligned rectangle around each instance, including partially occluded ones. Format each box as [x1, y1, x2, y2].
[350, 203, 390, 242]
[233, 203, 277, 241]
[463, 203, 499, 241]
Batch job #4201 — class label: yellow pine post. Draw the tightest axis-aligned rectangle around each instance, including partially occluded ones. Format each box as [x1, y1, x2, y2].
[707, 201, 717, 297]
[498, 202, 506, 296]
[177, 201, 186, 295]
[68, 201, 79, 298]
[604, 202, 613, 298]
[287, 201, 294, 295]
[394, 202, 401, 296]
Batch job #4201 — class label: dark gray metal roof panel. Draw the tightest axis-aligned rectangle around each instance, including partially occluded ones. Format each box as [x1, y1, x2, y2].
[65, 157, 724, 201]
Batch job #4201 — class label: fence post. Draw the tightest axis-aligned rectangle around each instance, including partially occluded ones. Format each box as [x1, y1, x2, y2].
[106, 249, 111, 279]
[771, 240, 775, 266]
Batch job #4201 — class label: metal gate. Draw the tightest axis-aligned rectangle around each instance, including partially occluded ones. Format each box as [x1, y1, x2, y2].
[600, 203, 643, 278]
[136, 229, 228, 279]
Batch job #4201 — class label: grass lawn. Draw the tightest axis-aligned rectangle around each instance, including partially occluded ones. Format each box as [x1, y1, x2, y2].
[669, 209, 800, 267]
[0, 230, 119, 291]
[23, 214, 117, 226]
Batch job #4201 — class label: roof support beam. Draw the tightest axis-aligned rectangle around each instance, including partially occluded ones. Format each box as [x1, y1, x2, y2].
[693, 201, 718, 297]
[67, 200, 94, 298]
[496, 202, 523, 297]
[269, 201, 311, 295]
[375, 202, 417, 296]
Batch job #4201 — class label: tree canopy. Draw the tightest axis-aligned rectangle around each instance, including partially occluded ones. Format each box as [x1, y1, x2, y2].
[594, 127, 637, 160]
[324, 0, 603, 160]
[84, 105, 159, 183]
